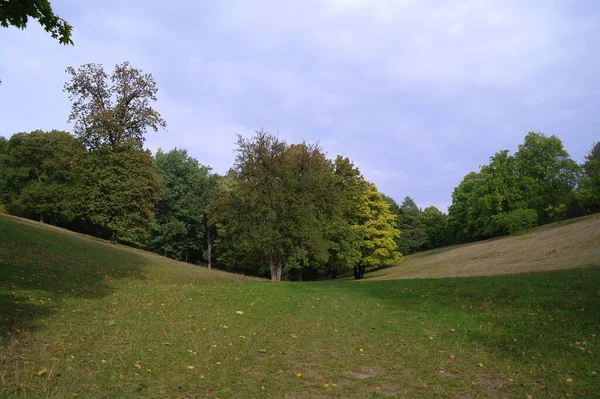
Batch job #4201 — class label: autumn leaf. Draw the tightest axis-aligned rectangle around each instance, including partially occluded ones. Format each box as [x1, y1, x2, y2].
[37, 368, 48, 376]
[235, 311, 244, 315]
[296, 372, 302, 378]
[478, 363, 485, 368]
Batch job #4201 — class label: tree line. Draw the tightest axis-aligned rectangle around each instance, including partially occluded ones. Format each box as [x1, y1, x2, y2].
[1, 62, 599, 280]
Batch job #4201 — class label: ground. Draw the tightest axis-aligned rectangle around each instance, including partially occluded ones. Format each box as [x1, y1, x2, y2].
[1, 214, 599, 398]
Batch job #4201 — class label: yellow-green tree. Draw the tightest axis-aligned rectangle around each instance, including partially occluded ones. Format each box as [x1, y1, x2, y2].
[353, 182, 402, 279]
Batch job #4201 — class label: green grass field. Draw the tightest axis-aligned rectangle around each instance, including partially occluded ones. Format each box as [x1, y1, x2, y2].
[1, 215, 599, 398]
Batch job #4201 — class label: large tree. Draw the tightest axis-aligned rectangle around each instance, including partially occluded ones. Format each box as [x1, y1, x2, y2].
[0, 0, 73, 44]
[420, 206, 447, 250]
[514, 132, 579, 223]
[213, 131, 338, 280]
[578, 142, 600, 214]
[64, 62, 166, 150]
[0, 130, 84, 223]
[76, 146, 163, 245]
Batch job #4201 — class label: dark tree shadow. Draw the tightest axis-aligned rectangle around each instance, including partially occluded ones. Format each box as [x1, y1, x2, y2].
[0, 216, 147, 344]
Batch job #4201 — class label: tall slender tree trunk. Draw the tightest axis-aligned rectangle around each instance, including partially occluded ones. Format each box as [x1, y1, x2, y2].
[111, 230, 118, 244]
[269, 251, 277, 281]
[296, 269, 302, 282]
[276, 257, 282, 281]
[40, 214, 44, 223]
[207, 239, 212, 269]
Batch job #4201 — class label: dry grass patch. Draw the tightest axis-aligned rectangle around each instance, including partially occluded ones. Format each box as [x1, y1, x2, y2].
[369, 214, 600, 280]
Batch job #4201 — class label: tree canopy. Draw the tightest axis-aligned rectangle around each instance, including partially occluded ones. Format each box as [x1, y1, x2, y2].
[0, 0, 73, 45]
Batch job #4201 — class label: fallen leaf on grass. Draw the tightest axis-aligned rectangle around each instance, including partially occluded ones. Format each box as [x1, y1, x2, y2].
[52, 346, 61, 352]
[323, 384, 329, 388]
[134, 363, 142, 369]
[187, 366, 195, 370]
[235, 311, 244, 315]
[565, 378, 573, 384]
[296, 372, 302, 378]
[106, 320, 116, 326]
[478, 363, 485, 368]
[37, 369, 47, 376]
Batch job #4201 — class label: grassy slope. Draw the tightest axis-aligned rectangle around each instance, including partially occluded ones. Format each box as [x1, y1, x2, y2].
[367, 214, 600, 280]
[1, 215, 599, 398]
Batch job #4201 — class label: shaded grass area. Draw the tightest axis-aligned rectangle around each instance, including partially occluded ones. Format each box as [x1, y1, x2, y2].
[1, 215, 599, 398]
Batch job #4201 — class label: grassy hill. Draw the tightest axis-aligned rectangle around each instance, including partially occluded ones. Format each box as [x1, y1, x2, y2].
[1, 215, 599, 398]
[367, 214, 600, 280]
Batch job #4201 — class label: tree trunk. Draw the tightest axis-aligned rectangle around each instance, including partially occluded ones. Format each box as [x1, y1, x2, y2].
[269, 251, 277, 281]
[296, 269, 302, 282]
[39, 214, 44, 223]
[207, 241, 212, 269]
[276, 258, 282, 281]
[354, 265, 366, 280]
[111, 230, 118, 244]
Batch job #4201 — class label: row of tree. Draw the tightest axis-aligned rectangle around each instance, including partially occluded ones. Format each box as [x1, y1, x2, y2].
[1, 61, 599, 280]
[447, 133, 599, 243]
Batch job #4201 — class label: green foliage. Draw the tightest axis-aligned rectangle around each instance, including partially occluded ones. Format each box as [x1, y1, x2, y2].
[76, 146, 163, 245]
[64, 62, 166, 150]
[354, 183, 401, 278]
[0, 0, 73, 45]
[490, 208, 538, 235]
[0, 130, 84, 222]
[396, 196, 426, 255]
[420, 206, 447, 249]
[514, 132, 579, 223]
[149, 148, 217, 262]
[578, 142, 600, 213]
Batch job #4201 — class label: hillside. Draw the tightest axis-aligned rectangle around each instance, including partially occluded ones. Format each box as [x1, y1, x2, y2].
[367, 214, 600, 280]
[1, 214, 599, 398]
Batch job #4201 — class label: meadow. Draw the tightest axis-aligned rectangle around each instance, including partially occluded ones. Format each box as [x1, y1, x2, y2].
[1, 215, 599, 398]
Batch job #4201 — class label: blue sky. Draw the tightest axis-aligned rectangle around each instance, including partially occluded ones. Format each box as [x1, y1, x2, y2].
[0, 0, 598, 211]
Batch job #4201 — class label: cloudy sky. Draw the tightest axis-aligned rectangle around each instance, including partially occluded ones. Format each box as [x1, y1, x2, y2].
[1, 0, 598, 211]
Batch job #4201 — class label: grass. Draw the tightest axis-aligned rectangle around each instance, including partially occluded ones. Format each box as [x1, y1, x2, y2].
[366, 214, 600, 280]
[1, 215, 599, 398]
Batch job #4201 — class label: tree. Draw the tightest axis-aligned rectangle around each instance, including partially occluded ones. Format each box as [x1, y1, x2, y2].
[420, 206, 447, 249]
[514, 132, 579, 223]
[353, 183, 402, 279]
[76, 146, 163, 245]
[0, 0, 73, 45]
[64, 62, 166, 150]
[0, 130, 84, 223]
[578, 142, 600, 214]
[447, 172, 484, 243]
[149, 148, 216, 263]
[396, 196, 426, 255]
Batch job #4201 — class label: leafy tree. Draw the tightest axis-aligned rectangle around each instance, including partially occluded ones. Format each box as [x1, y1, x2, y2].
[324, 156, 365, 278]
[76, 146, 163, 245]
[396, 196, 426, 255]
[64, 62, 166, 150]
[446, 172, 484, 243]
[420, 206, 447, 249]
[213, 131, 339, 280]
[0, 0, 73, 45]
[353, 183, 402, 279]
[149, 148, 216, 263]
[514, 132, 579, 223]
[578, 142, 600, 214]
[0, 130, 84, 222]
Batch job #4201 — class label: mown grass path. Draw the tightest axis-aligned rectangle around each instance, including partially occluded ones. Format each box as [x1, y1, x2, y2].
[1, 215, 599, 398]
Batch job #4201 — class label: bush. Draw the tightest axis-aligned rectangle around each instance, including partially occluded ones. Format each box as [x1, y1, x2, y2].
[491, 208, 538, 235]
[0, 204, 6, 214]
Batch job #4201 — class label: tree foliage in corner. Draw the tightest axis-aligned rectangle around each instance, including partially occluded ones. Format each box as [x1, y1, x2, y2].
[0, 0, 73, 45]
[578, 142, 600, 214]
[64, 62, 166, 150]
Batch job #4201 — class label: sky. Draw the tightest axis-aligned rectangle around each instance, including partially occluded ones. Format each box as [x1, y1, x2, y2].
[0, 0, 598, 211]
